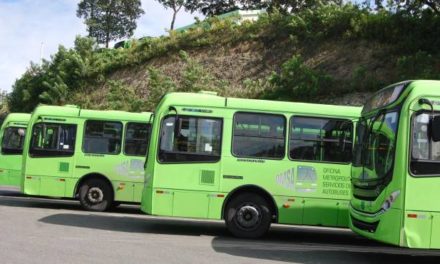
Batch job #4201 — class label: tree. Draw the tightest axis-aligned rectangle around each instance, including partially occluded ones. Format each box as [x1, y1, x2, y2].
[77, 0, 145, 48]
[0, 90, 7, 114]
[184, 0, 343, 16]
[156, 0, 185, 30]
[364, 0, 440, 14]
[397, 0, 440, 14]
[185, 0, 239, 16]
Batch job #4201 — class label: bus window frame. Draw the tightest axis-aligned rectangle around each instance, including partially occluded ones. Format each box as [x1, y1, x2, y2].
[29, 122, 77, 158]
[231, 111, 287, 161]
[157, 114, 223, 164]
[288, 115, 354, 165]
[82, 119, 124, 156]
[123, 122, 151, 157]
[409, 110, 440, 177]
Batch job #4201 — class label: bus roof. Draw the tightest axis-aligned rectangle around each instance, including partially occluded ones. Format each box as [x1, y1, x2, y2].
[158, 92, 362, 119]
[406, 80, 440, 94]
[361, 80, 440, 115]
[1, 113, 31, 127]
[32, 105, 152, 122]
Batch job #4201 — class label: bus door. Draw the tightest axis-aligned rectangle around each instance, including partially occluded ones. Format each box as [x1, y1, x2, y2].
[289, 116, 354, 227]
[222, 111, 290, 220]
[25, 120, 77, 197]
[407, 106, 440, 248]
[154, 113, 223, 218]
[0, 123, 26, 187]
[74, 120, 133, 201]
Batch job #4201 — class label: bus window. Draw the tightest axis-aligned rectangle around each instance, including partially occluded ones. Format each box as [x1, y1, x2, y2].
[233, 113, 285, 159]
[30, 123, 76, 157]
[83, 120, 123, 155]
[124, 122, 150, 156]
[159, 116, 222, 162]
[411, 112, 440, 175]
[1, 127, 26, 155]
[290, 117, 352, 162]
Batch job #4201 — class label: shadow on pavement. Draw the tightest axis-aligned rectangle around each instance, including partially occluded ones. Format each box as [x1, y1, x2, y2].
[212, 226, 440, 264]
[39, 213, 227, 236]
[5, 190, 440, 263]
[211, 235, 440, 264]
[39, 212, 440, 263]
[0, 188, 24, 196]
[0, 190, 140, 214]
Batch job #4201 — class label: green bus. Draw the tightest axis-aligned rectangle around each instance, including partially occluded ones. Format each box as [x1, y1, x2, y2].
[350, 80, 440, 249]
[140, 92, 361, 238]
[21, 105, 152, 211]
[0, 113, 30, 188]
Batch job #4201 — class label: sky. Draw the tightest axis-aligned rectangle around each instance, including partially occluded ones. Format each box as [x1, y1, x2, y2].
[0, 0, 202, 92]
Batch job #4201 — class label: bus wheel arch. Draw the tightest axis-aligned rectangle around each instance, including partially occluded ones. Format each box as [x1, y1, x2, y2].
[75, 173, 115, 212]
[222, 185, 278, 238]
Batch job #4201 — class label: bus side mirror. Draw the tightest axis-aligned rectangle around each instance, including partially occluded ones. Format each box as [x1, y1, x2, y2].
[168, 106, 180, 136]
[431, 116, 440, 142]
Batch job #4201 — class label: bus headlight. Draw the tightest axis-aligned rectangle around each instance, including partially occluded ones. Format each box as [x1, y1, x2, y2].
[381, 190, 400, 212]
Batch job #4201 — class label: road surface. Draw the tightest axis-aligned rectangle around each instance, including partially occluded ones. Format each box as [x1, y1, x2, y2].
[0, 188, 439, 264]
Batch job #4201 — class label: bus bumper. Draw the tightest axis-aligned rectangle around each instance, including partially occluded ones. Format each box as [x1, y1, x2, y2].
[349, 206, 402, 247]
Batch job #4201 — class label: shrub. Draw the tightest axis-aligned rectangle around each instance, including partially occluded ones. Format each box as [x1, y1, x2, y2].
[105, 80, 144, 112]
[396, 51, 440, 80]
[262, 55, 334, 101]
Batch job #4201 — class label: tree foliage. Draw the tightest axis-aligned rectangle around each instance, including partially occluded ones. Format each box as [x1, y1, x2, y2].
[185, 0, 239, 16]
[184, 0, 343, 16]
[8, 4, 440, 112]
[77, 0, 145, 47]
[0, 90, 7, 115]
[364, 0, 440, 14]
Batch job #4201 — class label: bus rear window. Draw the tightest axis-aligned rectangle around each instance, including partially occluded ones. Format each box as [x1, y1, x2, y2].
[159, 116, 222, 163]
[30, 123, 76, 157]
[1, 127, 26, 155]
[124, 122, 150, 156]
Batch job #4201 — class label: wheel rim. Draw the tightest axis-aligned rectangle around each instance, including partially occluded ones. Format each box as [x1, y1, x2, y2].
[87, 187, 104, 204]
[235, 204, 262, 230]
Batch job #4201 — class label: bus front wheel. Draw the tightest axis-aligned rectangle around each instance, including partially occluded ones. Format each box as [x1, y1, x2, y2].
[79, 179, 113, 212]
[225, 193, 272, 238]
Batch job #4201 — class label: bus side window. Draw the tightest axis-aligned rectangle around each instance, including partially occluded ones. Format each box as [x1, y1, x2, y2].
[232, 112, 286, 159]
[411, 112, 440, 175]
[290, 117, 353, 163]
[124, 122, 150, 156]
[30, 123, 77, 157]
[159, 116, 222, 163]
[83, 120, 123, 155]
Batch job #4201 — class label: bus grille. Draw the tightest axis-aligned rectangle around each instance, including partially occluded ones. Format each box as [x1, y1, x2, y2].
[351, 215, 379, 233]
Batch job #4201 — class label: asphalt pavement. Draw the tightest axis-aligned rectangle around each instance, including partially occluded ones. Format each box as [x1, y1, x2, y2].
[0, 187, 439, 264]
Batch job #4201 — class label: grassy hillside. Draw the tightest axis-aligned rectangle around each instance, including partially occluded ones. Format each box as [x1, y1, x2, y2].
[8, 4, 440, 112]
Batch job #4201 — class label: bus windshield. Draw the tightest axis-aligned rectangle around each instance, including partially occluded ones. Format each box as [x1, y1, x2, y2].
[352, 111, 399, 189]
[1, 127, 26, 154]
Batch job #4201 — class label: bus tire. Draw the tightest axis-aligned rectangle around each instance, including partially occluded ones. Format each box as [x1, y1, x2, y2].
[79, 179, 113, 212]
[225, 192, 272, 238]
